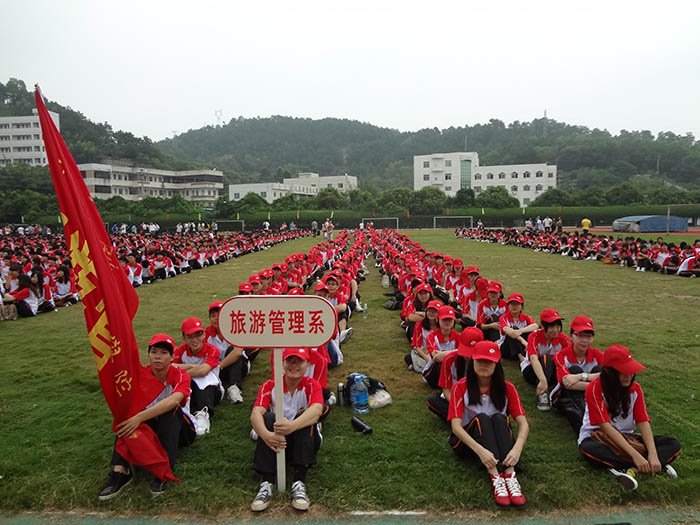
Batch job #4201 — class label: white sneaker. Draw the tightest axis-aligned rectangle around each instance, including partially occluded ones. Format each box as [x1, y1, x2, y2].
[636, 267, 641, 272]
[290, 480, 310, 511]
[340, 327, 354, 344]
[227, 385, 243, 404]
[194, 407, 210, 436]
[664, 464, 678, 479]
[250, 428, 258, 441]
[328, 392, 337, 405]
[354, 302, 364, 313]
[251, 481, 274, 512]
[609, 468, 638, 490]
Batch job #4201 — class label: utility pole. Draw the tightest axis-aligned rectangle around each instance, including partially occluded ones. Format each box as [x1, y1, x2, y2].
[656, 154, 660, 176]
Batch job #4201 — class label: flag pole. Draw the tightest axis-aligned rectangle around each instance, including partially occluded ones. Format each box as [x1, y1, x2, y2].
[273, 347, 286, 492]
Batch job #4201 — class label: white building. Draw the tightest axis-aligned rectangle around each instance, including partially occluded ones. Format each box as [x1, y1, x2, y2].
[414, 152, 557, 206]
[284, 172, 358, 193]
[229, 172, 357, 204]
[413, 152, 480, 198]
[0, 109, 60, 167]
[471, 163, 557, 206]
[77, 163, 224, 207]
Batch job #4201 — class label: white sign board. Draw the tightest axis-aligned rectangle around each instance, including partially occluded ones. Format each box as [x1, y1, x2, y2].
[217, 295, 337, 348]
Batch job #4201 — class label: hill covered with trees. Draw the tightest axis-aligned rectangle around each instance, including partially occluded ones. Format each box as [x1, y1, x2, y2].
[158, 115, 700, 193]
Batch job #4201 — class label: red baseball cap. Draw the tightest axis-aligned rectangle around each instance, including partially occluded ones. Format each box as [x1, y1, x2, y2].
[438, 305, 456, 320]
[181, 317, 204, 335]
[283, 347, 309, 361]
[249, 276, 262, 284]
[487, 281, 502, 294]
[457, 327, 485, 358]
[453, 258, 464, 268]
[466, 265, 480, 275]
[602, 345, 645, 375]
[415, 283, 432, 294]
[239, 282, 253, 292]
[427, 300, 443, 311]
[475, 277, 489, 295]
[540, 308, 564, 323]
[314, 282, 329, 292]
[149, 333, 175, 352]
[287, 287, 305, 295]
[507, 293, 524, 304]
[208, 301, 224, 311]
[260, 269, 274, 279]
[444, 256, 453, 264]
[471, 341, 501, 362]
[272, 263, 282, 269]
[571, 315, 595, 334]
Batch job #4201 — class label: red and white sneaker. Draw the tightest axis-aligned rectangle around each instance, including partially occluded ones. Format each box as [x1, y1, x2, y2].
[490, 473, 510, 508]
[503, 472, 526, 508]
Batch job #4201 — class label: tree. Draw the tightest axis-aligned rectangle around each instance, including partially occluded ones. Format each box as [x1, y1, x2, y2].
[645, 187, 691, 205]
[347, 189, 376, 210]
[604, 182, 644, 205]
[315, 187, 348, 209]
[271, 194, 300, 210]
[376, 187, 413, 209]
[474, 187, 520, 209]
[530, 188, 572, 207]
[235, 192, 269, 213]
[410, 186, 447, 215]
[452, 188, 475, 207]
[570, 186, 607, 206]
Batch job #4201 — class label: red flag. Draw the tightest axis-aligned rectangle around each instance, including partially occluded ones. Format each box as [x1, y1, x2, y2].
[446, 208, 451, 216]
[372, 209, 376, 218]
[35, 87, 177, 482]
[406, 209, 410, 218]
[296, 209, 300, 220]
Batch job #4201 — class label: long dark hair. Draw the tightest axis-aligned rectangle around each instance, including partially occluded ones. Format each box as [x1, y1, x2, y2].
[456, 355, 468, 381]
[413, 291, 432, 312]
[16, 273, 40, 296]
[421, 309, 439, 331]
[600, 366, 632, 419]
[466, 359, 507, 412]
[56, 265, 71, 284]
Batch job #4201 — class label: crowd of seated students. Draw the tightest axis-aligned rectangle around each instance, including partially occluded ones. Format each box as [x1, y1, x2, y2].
[369, 228, 681, 509]
[97, 229, 370, 513]
[456, 228, 700, 277]
[0, 229, 310, 319]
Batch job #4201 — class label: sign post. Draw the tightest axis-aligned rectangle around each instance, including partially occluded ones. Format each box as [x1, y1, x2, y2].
[217, 295, 337, 493]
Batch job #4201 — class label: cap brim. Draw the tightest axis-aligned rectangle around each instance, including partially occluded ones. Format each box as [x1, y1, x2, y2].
[457, 344, 473, 358]
[473, 354, 500, 363]
[619, 360, 646, 375]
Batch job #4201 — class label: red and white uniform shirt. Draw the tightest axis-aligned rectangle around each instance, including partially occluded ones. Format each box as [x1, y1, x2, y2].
[460, 289, 482, 320]
[521, 330, 570, 372]
[254, 375, 324, 421]
[411, 323, 433, 350]
[497, 311, 535, 346]
[269, 348, 329, 390]
[438, 350, 462, 391]
[143, 364, 192, 411]
[448, 378, 525, 426]
[677, 256, 698, 274]
[174, 342, 222, 393]
[426, 329, 461, 357]
[476, 299, 507, 326]
[551, 345, 604, 399]
[9, 287, 40, 314]
[578, 378, 649, 445]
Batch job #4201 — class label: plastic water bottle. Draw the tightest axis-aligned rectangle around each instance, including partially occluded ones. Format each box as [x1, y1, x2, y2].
[363, 302, 368, 320]
[350, 374, 369, 414]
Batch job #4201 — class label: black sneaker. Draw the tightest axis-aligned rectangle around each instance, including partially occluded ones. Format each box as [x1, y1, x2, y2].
[150, 476, 168, 496]
[98, 470, 133, 501]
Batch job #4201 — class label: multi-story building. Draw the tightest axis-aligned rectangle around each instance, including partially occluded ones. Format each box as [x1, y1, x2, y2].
[414, 152, 557, 206]
[229, 172, 357, 204]
[0, 109, 60, 167]
[77, 163, 224, 207]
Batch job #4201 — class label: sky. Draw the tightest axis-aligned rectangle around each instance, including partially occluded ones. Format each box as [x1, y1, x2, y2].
[2, 0, 699, 142]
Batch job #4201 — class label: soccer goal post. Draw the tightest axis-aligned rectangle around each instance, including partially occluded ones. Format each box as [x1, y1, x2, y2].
[433, 216, 474, 229]
[361, 217, 400, 230]
[216, 219, 246, 232]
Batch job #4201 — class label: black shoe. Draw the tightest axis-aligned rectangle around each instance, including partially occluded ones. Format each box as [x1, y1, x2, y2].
[98, 470, 133, 501]
[150, 476, 168, 496]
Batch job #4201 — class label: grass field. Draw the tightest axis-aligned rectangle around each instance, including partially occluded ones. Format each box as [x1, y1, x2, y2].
[1, 231, 699, 519]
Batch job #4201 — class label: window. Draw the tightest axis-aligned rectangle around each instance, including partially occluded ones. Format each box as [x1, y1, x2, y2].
[511, 185, 518, 193]
[273, 192, 277, 198]
[33, 122, 39, 127]
[338, 183, 343, 188]
[327, 183, 332, 188]
[548, 172, 554, 178]
[474, 173, 482, 180]
[35, 158, 41, 163]
[0, 123, 9, 129]
[423, 161, 429, 168]
[33, 134, 40, 140]
[523, 198, 530, 205]
[498, 172, 506, 179]
[423, 174, 430, 181]
[445, 160, 452, 167]
[548, 185, 553, 190]
[0, 136, 9, 141]
[536, 184, 543, 192]
[536, 171, 543, 178]
[445, 173, 452, 180]
[487, 173, 494, 180]
[523, 171, 531, 178]
[261, 191, 267, 198]
[523, 185, 530, 191]
[0, 147, 9, 153]
[473, 186, 482, 193]
[444, 186, 451, 191]
[511, 172, 518, 178]
[34, 146, 41, 151]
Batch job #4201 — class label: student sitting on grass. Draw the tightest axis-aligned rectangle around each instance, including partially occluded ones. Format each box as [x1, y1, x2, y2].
[405, 299, 442, 373]
[551, 315, 603, 433]
[250, 347, 323, 513]
[422, 305, 461, 388]
[519, 308, 570, 411]
[173, 317, 223, 436]
[98, 334, 196, 500]
[578, 345, 681, 491]
[447, 341, 529, 509]
[498, 293, 538, 360]
[403, 282, 433, 342]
